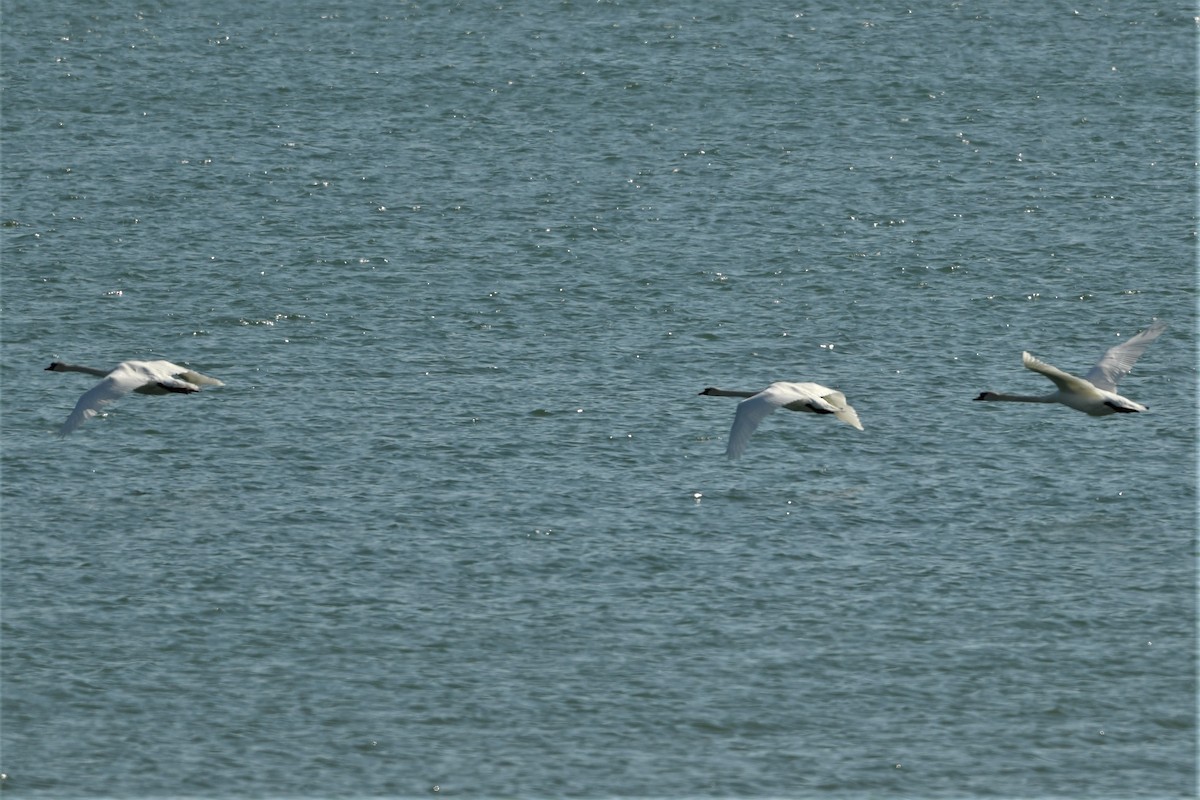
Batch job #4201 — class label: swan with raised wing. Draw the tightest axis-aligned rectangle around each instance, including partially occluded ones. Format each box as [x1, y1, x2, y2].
[973, 321, 1165, 416]
[46, 360, 224, 435]
[700, 382, 863, 459]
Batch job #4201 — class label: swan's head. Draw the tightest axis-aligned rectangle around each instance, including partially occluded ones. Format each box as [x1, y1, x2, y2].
[973, 391, 996, 401]
[45, 362, 66, 372]
[698, 387, 720, 396]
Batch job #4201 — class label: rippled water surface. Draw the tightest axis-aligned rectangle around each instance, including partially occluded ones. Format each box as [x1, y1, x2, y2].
[2, 2, 1196, 797]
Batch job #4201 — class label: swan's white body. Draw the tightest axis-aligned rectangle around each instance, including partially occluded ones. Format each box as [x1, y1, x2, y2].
[973, 321, 1165, 416]
[46, 360, 224, 436]
[700, 382, 863, 459]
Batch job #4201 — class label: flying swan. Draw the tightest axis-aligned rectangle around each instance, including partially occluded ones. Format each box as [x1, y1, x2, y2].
[46, 359, 224, 435]
[973, 320, 1165, 416]
[700, 382, 863, 459]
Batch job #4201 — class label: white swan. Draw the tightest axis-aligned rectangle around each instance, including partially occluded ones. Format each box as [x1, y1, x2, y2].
[973, 321, 1165, 416]
[46, 360, 224, 435]
[700, 382, 863, 459]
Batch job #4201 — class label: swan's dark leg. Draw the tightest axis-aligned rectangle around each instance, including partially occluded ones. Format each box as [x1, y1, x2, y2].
[784, 400, 835, 414]
[157, 382, 198, 394]
[1103, 400, 1141, 413]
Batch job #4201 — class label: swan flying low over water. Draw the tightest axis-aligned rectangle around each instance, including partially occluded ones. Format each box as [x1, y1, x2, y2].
[700, 382, 863, 459]
[46, 360, 224, 436]
[973, 321, 1165, 416]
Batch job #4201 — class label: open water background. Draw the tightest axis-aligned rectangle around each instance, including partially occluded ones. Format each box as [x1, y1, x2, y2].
[1, 2, 1197, 797]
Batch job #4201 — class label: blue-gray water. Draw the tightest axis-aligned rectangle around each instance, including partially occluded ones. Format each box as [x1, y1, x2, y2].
[2, 3, 1196, 798]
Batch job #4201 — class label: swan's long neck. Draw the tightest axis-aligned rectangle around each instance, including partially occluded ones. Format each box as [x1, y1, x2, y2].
[701, 387, 757, 398]
[55, 363, 110, 377]
[978, 392, 1057, 403]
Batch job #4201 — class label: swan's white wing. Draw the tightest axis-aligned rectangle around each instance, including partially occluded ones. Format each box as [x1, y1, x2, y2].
[121, 360, 209, 395]
[1022, 352, 1095, 394]
[726, 387, 795, 459]
[726, 382, 838, 459]
[721, 382, 862, 458]
[1083, 321, 1165, 392]
[140, 360, 224, 388]
[58, 374, 139, 435]
[55, 360, 221, 434]
[818, 389, 864, 431]
[177, 370, 224, 387]
[781, 383, 865, 430]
